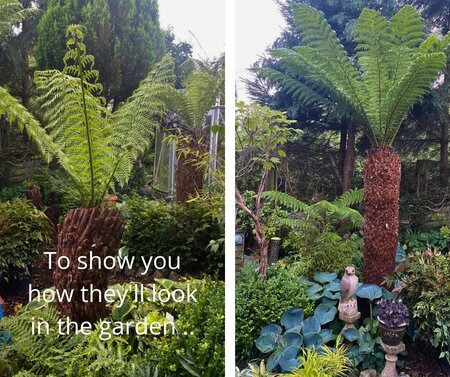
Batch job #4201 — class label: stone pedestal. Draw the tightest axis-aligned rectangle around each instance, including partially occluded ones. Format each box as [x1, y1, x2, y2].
[380, 341, 409, 377]
[339, 311, 361, 332]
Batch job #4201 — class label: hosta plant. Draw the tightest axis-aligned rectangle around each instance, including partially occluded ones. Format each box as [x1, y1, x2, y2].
[255, 306, 337, 372]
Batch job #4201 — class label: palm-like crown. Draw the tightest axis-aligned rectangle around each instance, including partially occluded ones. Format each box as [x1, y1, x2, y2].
[265, 5, 449, 146]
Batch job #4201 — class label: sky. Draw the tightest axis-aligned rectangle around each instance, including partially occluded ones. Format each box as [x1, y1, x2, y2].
[236, 0, 286, 101]
[158, 0, 225, 61]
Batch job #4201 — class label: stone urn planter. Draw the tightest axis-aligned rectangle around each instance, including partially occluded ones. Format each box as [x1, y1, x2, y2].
[377, 299, 409, 346]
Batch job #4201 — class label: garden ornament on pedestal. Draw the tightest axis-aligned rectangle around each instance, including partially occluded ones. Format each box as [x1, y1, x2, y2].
[377, 300, 410, 377]
[269, 237, 281, 265]
[377, 299, 409, 346]
[338, 266, 360, 331]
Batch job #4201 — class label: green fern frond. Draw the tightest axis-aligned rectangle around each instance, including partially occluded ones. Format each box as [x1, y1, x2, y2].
[0, 0, 37, 39]
[263, 190, 310, 212]
[268, 4, 448, 147]
[333, 188, 364, 207]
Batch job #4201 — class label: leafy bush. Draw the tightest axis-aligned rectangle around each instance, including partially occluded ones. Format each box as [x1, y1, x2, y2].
[0, 279, 223, 376]
[0, 199, 52, 283]
[282, 230, 363, 278]
[399, 251, 450, 363]
[235, 264, 314, 361]
[121, 196, 224, 276]
[401, 228, 449, 253]
[133, 279, 225, 376]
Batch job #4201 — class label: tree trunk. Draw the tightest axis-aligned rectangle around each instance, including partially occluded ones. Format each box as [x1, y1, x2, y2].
[55, 207, 124, 323]
[176, 140, 205, 203]
[339, 122, 347, 178]
[440, 121, 448, 193]
[342, 120, 356, 192]
[254, 219, 269, 279]
[363, 147, 401, 285]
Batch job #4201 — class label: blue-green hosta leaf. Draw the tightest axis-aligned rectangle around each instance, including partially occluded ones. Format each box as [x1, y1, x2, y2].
[260, 324, 282, 336]
[280, 332, 303, 348]
[319, 329, 334, 343]
[356, 284, 382, 301]
[303, 332, 322, 348]
[281, 308, 304, 331]
[279, 345, 301, 372]
[306, 283, 324, 298]
[255, 333, 277, 353]
[314, 303, 337, 325]
[347, 345, 360, 358]
[302, 316, 321, 335]
[396, 245, 406, 264]
[343, 327, 360, 342]
[297, 276, 313, 285]
[314, 272, 337, 283]
[324, 290, 341, 300]
[323, 280, 340, 292]
[321, 298, 338, 306]
[266, 351, 282, 372]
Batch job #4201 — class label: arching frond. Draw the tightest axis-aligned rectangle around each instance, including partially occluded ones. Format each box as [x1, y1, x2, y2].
[0, 86, 58, 162]
[268, 4, 449, 147]
[0, 0, 36, 39]
[263, 190, 310, 212]
[110, 54, 177, 185]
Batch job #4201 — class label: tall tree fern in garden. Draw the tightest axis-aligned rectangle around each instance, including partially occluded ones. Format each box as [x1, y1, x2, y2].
[29, 25, 175, 323]
[167, 59, 224, 203]
[265, 4, 449, 284]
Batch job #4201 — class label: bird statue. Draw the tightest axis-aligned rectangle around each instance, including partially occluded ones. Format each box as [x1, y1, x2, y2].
[339, 266, 359, 316]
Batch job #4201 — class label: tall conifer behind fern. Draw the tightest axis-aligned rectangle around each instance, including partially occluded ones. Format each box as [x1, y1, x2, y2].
[266, 5, 449, 284]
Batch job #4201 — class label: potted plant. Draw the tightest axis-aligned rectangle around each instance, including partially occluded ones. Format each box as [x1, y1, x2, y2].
[377, 299, 409, 346]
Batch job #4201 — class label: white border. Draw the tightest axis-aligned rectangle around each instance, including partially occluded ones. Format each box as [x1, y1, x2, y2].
[225, 0, 236, 374]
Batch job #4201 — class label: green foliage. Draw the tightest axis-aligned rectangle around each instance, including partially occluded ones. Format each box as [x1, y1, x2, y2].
[121, 196, 224, 276]
[0, 279, 223, 376]
[0, 0, 35, 39]
[286, 337, 352, 377]
[33, 25, 175, 207]
[235, 264, 314, 361]
[236, 360, 275, 377]
[134, 279, 225, 377]
[0, 199, 52, 283]
[35, 0, 165, 104]
[401, 228, 449, 252]
[264, 189, 364, 277]
[399, 251, 450, 363]
[266, 4, 448, 146]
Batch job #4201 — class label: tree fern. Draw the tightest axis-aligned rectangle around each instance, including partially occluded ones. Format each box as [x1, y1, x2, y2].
[0, 0, 36, 38]
[33, 25, 176, 207]
[268, 4, 448, 146]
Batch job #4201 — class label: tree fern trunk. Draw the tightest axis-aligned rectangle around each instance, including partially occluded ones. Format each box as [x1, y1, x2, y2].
[363, 147, 401, 285]
[55, 207, 124, 323]
[176, 138, 205, 203]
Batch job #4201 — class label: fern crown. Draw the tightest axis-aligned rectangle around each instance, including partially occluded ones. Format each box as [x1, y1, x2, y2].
[33, 25, 176, 207]
[266, 5, 449, 146]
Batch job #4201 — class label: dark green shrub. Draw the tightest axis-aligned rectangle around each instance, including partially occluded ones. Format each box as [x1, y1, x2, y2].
[139, 279, 225, 376]
[282, 229, 363, 278]
[401, 228, 449, 253]
[0, 199, 53, 283]
[235, 263, 314, 361]
[121, 196, 224, 276]
[399, 251, 450, 363]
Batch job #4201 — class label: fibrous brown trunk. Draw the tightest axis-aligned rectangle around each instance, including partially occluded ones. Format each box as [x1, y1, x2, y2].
[176, 141, 205, 203]
[363, 147, 401, 285]
[55, 207, 124, 323]
[342, 120, 356, 192]
[26, 185, 43, 210]
[440, 121, 448, 193]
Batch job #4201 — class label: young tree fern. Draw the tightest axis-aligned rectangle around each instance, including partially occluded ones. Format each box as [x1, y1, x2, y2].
[266, 5, 449, 284]
[34, 25, 176, 207]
